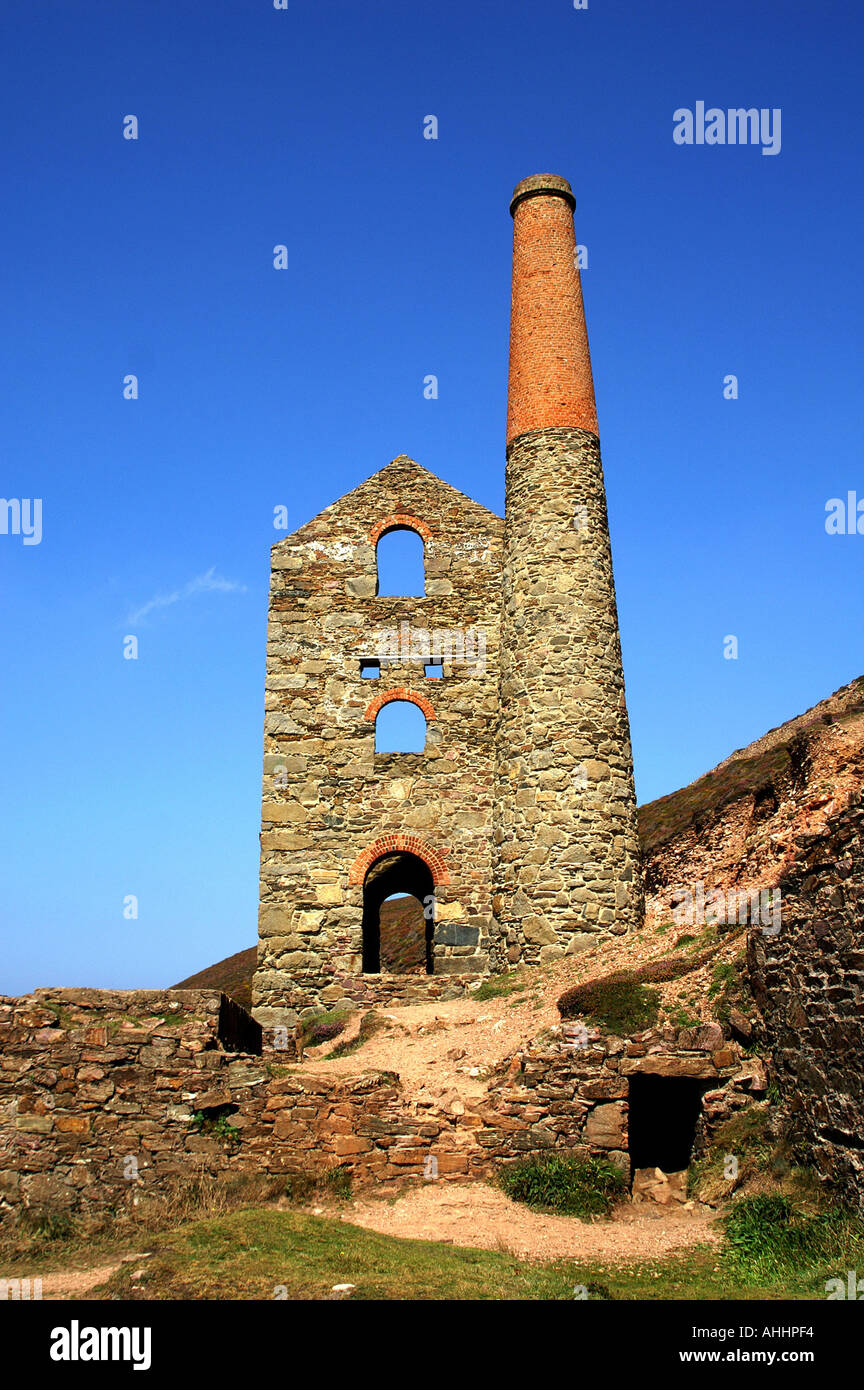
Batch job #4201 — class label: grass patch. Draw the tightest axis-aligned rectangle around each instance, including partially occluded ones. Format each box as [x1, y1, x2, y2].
[0, 1169, 287, 1274]
[708, 961, 738, 999]
[283, 1166, 353, 1204]
[92, 1208, 591, 1302]
[557, 943, 723, 1028]
[40, 1001, 74, 1028]
[688, 1105, 775, 1202]
[328, 1010, 386, 1058]
[721, 1194, 864, 1287]
[78, 1201, 861, 1302]
[498, 1153, 627, 1218]
[666, 1004, 701, 1029]
[708, 956, 749, 1026]
[16, 1209, 75, 1243]
[558, 976, 661, 1034]
[300, 1009, 350, 1048]
[191, 1111, 240, 1148]
[687, 1103, 824, 1212]
[473, 971, 529, 1002]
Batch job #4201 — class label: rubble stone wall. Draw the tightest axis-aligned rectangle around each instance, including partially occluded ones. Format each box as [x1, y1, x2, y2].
[493, 426, 644, 960]
[748, 793, 864, 1206]
[254, 455, 506, 1025]
[0, 988, 758, 1224]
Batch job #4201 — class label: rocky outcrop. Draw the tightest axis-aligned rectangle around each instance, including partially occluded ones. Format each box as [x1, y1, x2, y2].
[640, 676, 864, 930]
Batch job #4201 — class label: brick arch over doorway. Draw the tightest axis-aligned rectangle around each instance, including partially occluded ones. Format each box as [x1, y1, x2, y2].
[363, 688, 437, 722]
[348, 834, 450, 886]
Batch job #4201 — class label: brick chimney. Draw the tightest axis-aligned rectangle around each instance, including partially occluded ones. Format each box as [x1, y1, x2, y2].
[493, 174, 644, 961]
[506, 173, 598, 443]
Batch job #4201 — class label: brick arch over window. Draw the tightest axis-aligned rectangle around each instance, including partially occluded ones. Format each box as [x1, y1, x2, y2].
[368, 512, 433, 546]
[363, 688, 437, 722]
[348, 834, 451, 886]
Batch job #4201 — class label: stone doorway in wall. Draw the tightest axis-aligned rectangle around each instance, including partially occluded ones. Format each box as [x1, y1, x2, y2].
[627, 1073, 711, 1193]
[361, 852, 435, 975]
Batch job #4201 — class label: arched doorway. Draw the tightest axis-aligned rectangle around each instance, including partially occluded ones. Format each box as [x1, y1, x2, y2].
[362, 852, 435, 975]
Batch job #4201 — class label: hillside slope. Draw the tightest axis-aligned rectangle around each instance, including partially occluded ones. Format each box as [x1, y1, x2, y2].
[640, 675, 864, 925]
[172, 947, 257, 1011]
[171, 897, 426, 1007]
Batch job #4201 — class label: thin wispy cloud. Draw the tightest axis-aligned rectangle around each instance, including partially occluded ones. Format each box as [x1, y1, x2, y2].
[127, 567, 247, 624]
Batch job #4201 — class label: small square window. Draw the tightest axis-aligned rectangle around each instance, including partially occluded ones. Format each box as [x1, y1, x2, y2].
[424, 664, 443, 679]
[360, 660, 380, 679]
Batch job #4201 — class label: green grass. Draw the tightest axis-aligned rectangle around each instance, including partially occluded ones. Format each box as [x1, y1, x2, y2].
[557, 942, 727, 1029]
[92, 1208, 589, 1301]
[39, 1001, 74, 1028]
[499, 1153, 627, 1217]
[667, 1005, 701, 1029]
[722, 1195, 864, 1286]
[191, 1112, 240, 1147]
[81, 1202, 864, 1302]
[708, 957, 747, 1026]
[473, 971, 529, 1002]
[299, 1009, 350, 1048]
[708, 961, 738, 999]
[328, 1010, 387, 1058]
[558, 977, 661, 1034]
[282, 1166, 353, 1204]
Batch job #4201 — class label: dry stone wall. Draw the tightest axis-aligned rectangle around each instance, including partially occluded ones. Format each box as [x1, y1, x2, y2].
[0, 989, 265, 1221]
[748, 793, 864, 1206]
[0, 987, 758, 1224]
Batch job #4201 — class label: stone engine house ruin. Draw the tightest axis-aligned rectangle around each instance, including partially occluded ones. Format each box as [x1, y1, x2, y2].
[253, 175, 644, 1028]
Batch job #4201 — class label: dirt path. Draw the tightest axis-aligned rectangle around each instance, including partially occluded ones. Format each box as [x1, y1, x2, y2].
[33, 1262, 126, 1299]
[322, 1182, 721, 1264]
[295, 919, 753, 1109]
[25, 1189, 717, 1299]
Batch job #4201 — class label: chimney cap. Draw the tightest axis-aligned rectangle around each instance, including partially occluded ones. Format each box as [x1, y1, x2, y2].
[510, 173, 576, 216]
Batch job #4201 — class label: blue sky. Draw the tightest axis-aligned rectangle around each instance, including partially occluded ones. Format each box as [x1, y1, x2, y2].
[2, 0, 861, 993]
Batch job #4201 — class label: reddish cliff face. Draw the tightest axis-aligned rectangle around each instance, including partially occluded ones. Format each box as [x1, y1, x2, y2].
[640, 677, 864, 930]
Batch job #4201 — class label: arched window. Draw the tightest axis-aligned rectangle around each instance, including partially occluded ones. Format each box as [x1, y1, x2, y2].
[374, 700, 426, 753]
[376, 527, 425, 597]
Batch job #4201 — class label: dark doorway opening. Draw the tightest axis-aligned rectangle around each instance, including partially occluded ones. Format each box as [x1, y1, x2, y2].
[362, 852, 434, 975]
[627, 1075, 710, 1179]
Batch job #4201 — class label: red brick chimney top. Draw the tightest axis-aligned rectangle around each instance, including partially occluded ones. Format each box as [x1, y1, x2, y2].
[506, 173, 599, 445]
[509, 173, 576, 215]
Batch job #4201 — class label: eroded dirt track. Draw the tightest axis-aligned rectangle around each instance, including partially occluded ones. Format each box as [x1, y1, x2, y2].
[321, 1182, 720, 1264]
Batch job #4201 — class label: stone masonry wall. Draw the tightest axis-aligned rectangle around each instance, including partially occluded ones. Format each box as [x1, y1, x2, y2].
[254, 455, 505, 1026]
[0, 988, 758, 1224]
[493, 426, 644, 962]
[0, 989, 265, 1221]
[748, 793, 864, 1206]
